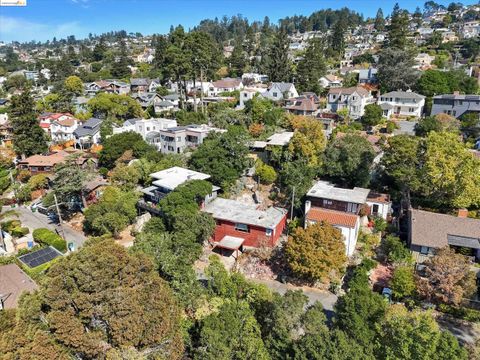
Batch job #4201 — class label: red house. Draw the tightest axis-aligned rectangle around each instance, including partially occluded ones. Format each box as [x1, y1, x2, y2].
[203, 198, 287, 254]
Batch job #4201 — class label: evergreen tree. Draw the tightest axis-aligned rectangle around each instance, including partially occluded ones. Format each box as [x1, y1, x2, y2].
[264, 28, 291, 82]
[152, 34, 168, 73]
[111, 39, 131, 78]
[296, 37, 326, 93]
[330, 18, 347, 57]
[228, 38, 247, 77]
[387, 3, 410, 50]
[374, 8, 386, 31]
[9, 89, 48, 158]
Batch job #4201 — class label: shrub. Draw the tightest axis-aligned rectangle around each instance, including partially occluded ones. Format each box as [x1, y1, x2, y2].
[16, 185, 32, 203]
[11, 227, 29, 237]
[32, 228, 67, 252]
[372, 216, 387, 234]
[437, 304, 480, 322]
[1, 220, 21, 233]
[255, 160, 277, 184]
[16, 170, 31, 183]
[27, 174, 48, 190]
[382, 235, 412, 265]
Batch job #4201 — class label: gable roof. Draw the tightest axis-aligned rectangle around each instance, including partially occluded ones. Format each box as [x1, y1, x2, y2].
[271, 82, 295, 93]
[409, 209, 480, 249]
[328, 86, 370, 97]
[130, 78, 150, 86]
[212, 78, 242, 89]
[74, 118, 102, 138]
[306, 207, 359, 228]
[381, 91, 425, 100]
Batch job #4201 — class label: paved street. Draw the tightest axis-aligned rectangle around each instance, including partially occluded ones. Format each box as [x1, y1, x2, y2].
[3, 205, 87, 250]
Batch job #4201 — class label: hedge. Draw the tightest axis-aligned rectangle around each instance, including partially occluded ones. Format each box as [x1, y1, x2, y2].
[32, 228, 67, 253]
[438, 304, 480, 322]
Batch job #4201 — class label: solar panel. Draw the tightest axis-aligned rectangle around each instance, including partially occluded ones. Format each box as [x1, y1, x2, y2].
[18, 246, 62, 268]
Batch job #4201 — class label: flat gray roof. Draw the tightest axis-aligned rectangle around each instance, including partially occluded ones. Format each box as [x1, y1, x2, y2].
[150, 166, 211, 191]
[203, 198, 287, 229]
[267, 132, 294, 146]
[307, 180, 370, 204]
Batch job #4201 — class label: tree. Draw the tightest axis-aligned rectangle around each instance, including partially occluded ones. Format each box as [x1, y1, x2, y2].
[0, 239, 184, 359]
[416, 70, 479, 97]
[83, 186, 139, 237]
[99, 132, 156, 168]
[110, 163, 141, 191]
[422, 131, 480, 208]
[63, 75, 83, 96]
[111, 39, 131, 78]
[52, 154, 92, 206]
[255, 160, 277, 184]
[416, 247, 476, 305]
[386, 3, 410, 50]
[189, 127, 250, 187]
[374, 8, 386, 31]
[361, 104, 383, 127]
[323, 134, 376, 187]
[377, 305, 467, 360]
[296, 37, 327, 93]
[194, 300, 270, 360]
[377, 48, 419, 92]
[381, 135, 422, 194]
[264, 28, 291, 82]
[460, 112, 480, 140]
[288, 116, 327, 167]
[87, 93, 143, 122]
[228, 39, 247, 77]
[330, 18, 347, 57]
[9, 89, 48, 157]
[3, 74, 29, 92]
[381, 235, 412, 265]
[390, 266, 416, 299]
[285, 222, 346, 283]
[414, 114, 459, 136]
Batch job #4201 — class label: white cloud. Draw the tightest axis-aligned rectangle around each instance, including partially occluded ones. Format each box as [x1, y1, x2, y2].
[0, 16, 85, 42]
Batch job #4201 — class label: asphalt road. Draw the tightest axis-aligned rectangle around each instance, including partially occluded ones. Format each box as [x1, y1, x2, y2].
[4, 205, 87, 250]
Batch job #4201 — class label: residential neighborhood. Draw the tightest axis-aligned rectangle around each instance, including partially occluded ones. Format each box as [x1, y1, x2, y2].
[0, 1, 480, 359]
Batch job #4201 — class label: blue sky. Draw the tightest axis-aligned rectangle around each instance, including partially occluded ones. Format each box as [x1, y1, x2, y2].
[1, 0, 477, 42]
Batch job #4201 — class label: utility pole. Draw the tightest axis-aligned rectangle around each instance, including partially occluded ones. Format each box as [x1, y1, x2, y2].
[53, 193, 66, 241]
[290, 186, 295, 221]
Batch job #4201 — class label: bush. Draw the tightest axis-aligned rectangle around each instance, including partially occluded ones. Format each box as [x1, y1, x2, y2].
[11, 227, 29, 237]
[16, 185, 32, 203]
[372, 216, 387, 234]
[1, 220, 21, 233]
[32, 228, 67, 252]
[27, 174, 48, 190]
[255, 160, 277, 184]
[16, 170, 31, 183]
[382, 235, 412, 265]
[438, 304, 480, 322]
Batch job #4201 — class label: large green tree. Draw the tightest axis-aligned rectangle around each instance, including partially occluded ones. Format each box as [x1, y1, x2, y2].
[296, 37, 327, 93]
[87, 93, 143, 122]
[264, 28, 291, 82]
[374, 8, 385, 31]
[111, 39, 131, 78]
[323, 134, 376, 187]
[377, 48, 419, 92]
[0, 238, 184, 359]
[99, 131, 156, 168]
[386, 3, 410, 50]
[9, 89, 48, 157]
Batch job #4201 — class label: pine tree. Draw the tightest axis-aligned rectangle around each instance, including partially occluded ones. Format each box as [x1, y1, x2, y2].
[330, 18, 347, 57]
[111, 39, 131, 79]
[387, 3, 410, 50]
[296, 37, 326, 93]
[228, 38, 247, 77]
[264, 28, 291, 82]
[9, 89, 48, 158]
[374, 8, 385, 31]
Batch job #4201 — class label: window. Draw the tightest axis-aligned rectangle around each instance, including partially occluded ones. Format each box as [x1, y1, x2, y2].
[147, 127, 150, 131]
[235, 223, 249, 232]
[266, 228, 273, 236]
[372, 204, 379, 214]
[323, 199, 333, 206]
[244, 93, 248, 97]
[420, 246, 429, 255]
[408, 107, 415, 113]
[273, 92, 278, 97]
[176, 136, 181, 141]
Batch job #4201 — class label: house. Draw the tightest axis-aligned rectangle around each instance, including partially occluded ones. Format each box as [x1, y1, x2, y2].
[263, 82, 299, 101]
[414, 53, 435, 69]
[241, 73, 268, 84]
[431, 93, 480, 118]
[83, 177, 109, 205]
[84, 80, 130, 95]
[208, 78, 243, 96]
[132, 92, 177, 113]
[130, 78, 161, 94]
[250, 132, 295, 163]
[238, 88, 264, 108]
[139, 166, 219, 214]
[327, 86, 374, 119]
[284, 94, 320, 116]
[157, 124, 225, 154]
[73, 118, 103, 149]
[38, 113, 76, 133]
[408, 208, 480, 263]
[319, 74, 343, 88]
[50, 117, 79, 143]
[0, 263, 37, 309]
[304, 181, 390, 256]
[203, 197, 287, 251]
[113, 118, 177, 140]
[358, 68, 378, 84]
[442, 31, 458, 43]
[17, 150, 90, 175]
[378, 91, 425, 119]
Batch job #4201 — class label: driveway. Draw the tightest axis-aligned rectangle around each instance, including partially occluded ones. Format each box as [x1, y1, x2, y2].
[250, 278, 338, 319]
[3, 205, 87, 250]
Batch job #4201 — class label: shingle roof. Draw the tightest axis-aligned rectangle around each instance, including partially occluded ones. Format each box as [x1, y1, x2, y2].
[271, 82, 294, 93]
[328, 86, 370, 97]
[409, 209, 480, 249]
[0, 264, 37, 309]
[381, 91, 425, 100]
[212, 78, 242, 89]
[73, 118, 102, 138]
[130, 78, 150, 86]
[306, 207, 359, 228]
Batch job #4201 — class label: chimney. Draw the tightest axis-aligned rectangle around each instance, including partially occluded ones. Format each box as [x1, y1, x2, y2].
[305, 200, 311, 215]
[457, 208, 469, 218]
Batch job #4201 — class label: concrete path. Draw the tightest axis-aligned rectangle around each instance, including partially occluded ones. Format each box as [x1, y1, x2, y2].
[4, 205, 87, 250]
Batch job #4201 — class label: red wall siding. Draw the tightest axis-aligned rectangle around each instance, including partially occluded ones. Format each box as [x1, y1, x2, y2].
[212, 214, 287, 248]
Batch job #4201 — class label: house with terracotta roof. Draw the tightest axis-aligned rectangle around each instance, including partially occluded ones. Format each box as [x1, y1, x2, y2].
[17, 151, 91, 175]
[305, 181, 391, 256]
[38, 113, 76, 134]
[326, 86, 374, 119]
[408, 208, 480, 263]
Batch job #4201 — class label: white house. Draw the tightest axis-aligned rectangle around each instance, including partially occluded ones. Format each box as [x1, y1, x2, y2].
[238, 88, 266, 108]
[378, 91, 425, 119]
[50, 117, 79, 143]
[208, 78, 243, 96]
[73, 118, 103, 149]
[319, 74, 343, 88]
[241, 73, 268, 84]
[414, 53, 435, 69]
[263, 82, 298, 101]
[327, 86, 375, 119]
[113, 118, 178, 140]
